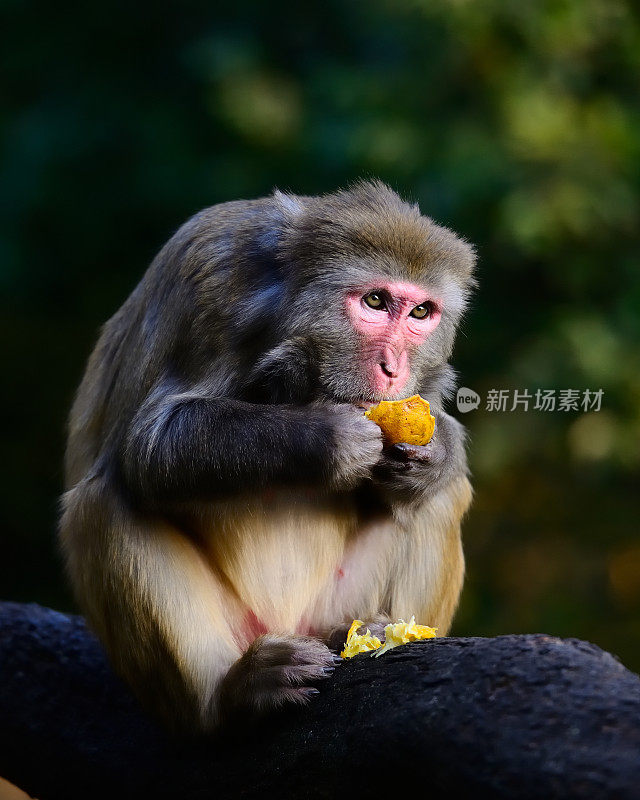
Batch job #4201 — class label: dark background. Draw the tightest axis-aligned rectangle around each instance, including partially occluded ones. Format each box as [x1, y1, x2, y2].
[2, 1, 639, 669]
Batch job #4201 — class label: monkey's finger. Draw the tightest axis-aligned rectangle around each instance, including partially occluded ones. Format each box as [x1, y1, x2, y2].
[387, 443, 433, 462]
[284, 663, 336, 685]
[253, 685, 322, 713]
[251, 663, 335, 694]
[287, 642, 336, 672]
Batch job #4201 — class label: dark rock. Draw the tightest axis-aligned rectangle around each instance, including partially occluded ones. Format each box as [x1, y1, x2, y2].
[1, 602, 639, 799]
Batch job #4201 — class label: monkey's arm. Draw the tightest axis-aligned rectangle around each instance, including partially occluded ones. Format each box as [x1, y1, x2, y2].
[372, 413, 472, 634]
[371, 410, 468, 508]
[120, 390, 382, 508]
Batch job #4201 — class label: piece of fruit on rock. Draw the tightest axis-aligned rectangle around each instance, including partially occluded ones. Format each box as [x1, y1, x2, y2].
[364, 395, 435, 446]
[374, 616, 437, 658]
[340, 619, 383, 658]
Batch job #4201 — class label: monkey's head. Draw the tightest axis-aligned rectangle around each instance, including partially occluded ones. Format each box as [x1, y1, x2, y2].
[243, 181, 476, 407]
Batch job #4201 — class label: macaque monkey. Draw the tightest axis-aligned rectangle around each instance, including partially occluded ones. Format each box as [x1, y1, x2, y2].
[60, 181, 475, 731]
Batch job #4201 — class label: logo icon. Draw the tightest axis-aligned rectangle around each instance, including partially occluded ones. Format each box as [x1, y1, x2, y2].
[456, 387, 480, 413]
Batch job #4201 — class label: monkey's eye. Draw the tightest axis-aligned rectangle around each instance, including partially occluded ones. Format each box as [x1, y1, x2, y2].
[410, 303, 432, 319]
[363, 292, 386, 310]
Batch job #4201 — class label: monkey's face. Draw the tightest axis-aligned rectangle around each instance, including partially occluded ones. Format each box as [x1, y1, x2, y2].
[279, 259, 469, 407]
[244, 272, 450, 406]
[342, 281, 442, 400]
[287, 269, 457, 407]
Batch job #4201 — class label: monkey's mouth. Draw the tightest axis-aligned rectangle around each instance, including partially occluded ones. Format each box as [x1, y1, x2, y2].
[354, 400, 376, 410]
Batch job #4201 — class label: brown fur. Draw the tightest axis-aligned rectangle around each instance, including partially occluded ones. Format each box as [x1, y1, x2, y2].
[60, 181, 475, 731]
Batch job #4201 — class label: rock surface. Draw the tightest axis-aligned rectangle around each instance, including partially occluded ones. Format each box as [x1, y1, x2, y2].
[1, 602, 639, 799]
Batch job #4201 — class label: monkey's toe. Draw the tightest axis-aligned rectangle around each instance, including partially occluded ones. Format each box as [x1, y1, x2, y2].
[219, 634, 336, 719]
[324, 615, 390, 653]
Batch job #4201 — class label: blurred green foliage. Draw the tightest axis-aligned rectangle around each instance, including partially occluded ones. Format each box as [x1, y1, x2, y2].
[1, 0, 639, 668]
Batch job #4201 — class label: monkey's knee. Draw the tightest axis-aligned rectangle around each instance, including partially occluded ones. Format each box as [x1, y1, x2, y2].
[218, 634, 339, 720]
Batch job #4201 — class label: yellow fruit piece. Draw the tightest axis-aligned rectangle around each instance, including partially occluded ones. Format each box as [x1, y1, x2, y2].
[364, 395, 435, 446]
[340, 619, 383, 659]
[339, 616, 437, 659]
[374, 615, 437, 657]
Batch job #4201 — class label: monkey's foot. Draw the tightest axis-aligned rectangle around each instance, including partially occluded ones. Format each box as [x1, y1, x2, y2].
[219, 634, 338, 719]
[324, 614, 391, 654]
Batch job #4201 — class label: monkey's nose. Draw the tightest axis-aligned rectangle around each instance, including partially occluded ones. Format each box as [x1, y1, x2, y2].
[380, 360, 399, 378]
[380, 347, 406, 379]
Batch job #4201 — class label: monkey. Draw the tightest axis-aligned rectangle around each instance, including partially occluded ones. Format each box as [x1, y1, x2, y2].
[59, 180, 475, 732]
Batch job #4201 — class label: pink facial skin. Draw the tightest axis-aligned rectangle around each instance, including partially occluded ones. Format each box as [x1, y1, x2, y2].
[345, 281, 442, 396]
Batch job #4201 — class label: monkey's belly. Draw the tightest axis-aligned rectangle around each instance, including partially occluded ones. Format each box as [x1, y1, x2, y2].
[195, 492, 398, 642]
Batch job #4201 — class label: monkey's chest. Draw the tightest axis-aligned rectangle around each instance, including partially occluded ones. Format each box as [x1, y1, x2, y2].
[195, 491, 397, 634]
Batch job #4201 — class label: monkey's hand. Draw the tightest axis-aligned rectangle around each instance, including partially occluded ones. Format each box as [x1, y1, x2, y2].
[371, 410, 467, 504]
[218, 634, 339, 721]
[326, 405, 384, 490]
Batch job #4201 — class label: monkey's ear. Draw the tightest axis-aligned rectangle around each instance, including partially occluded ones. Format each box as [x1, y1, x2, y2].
[272, 189, 305, 220]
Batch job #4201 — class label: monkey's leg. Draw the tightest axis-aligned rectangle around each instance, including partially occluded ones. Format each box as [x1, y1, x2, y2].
[389, 475, 472, 634]
[61, 475, 339, 728]
[60, 475, 244, 731]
